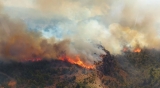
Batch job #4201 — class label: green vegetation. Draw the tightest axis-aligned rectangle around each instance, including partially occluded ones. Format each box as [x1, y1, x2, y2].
[114, 48, 160, 88]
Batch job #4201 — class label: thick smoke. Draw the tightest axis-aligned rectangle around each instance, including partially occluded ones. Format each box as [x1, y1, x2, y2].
[0, 14, 71, 62]
[1, 0, 160, 65]
[0, 1, 104, 64]
[0, 1, 71, 62]
[36, 0, 160, 54]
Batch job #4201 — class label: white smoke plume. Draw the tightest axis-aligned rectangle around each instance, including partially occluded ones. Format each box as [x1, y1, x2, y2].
[0, 0, 160, 65]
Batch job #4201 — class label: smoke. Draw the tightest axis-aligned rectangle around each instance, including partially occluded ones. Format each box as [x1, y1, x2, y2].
[1, 0, 160, 65]
[0, 1, 72, 62]
[36, 0, 160, 53]
[0, 14, 71, 62]
[0, 1, 104, 64]
[36, 0, 109, 20]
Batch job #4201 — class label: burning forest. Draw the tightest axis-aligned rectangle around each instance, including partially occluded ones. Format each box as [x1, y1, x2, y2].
[0, 0, 160, 88]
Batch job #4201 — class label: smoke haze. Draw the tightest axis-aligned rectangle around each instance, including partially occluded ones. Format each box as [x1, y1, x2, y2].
[0, 0, 160, 64]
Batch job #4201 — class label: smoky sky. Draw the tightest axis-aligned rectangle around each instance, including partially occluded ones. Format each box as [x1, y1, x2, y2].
[0, 0, 160, 64]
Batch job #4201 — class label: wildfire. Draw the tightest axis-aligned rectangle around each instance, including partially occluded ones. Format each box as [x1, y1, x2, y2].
[59, 55, 95, 69]
[31, 58, 42, 62]
[22, 58, 42, 62]
[122, 47, 129, 52]
[133, 48, 141, 53]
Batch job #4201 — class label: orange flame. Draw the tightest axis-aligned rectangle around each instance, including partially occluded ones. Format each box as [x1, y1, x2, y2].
[59, 55, 95, 69]
[133, 48, 141, 53]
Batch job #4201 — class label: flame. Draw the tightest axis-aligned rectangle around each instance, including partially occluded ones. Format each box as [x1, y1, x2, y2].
[122, 47, 129, 52]
[133, 48, 141, 53]
[59, 55, 95, 69]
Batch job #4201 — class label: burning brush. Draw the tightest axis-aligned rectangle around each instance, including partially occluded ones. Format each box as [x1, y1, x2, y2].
[122, 46, 142, 53]
[59, 55, 95, 69]
[133, 48, 141, 53]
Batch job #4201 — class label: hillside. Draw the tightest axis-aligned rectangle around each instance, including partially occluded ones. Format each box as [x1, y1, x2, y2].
[0, 48, 160, 88]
